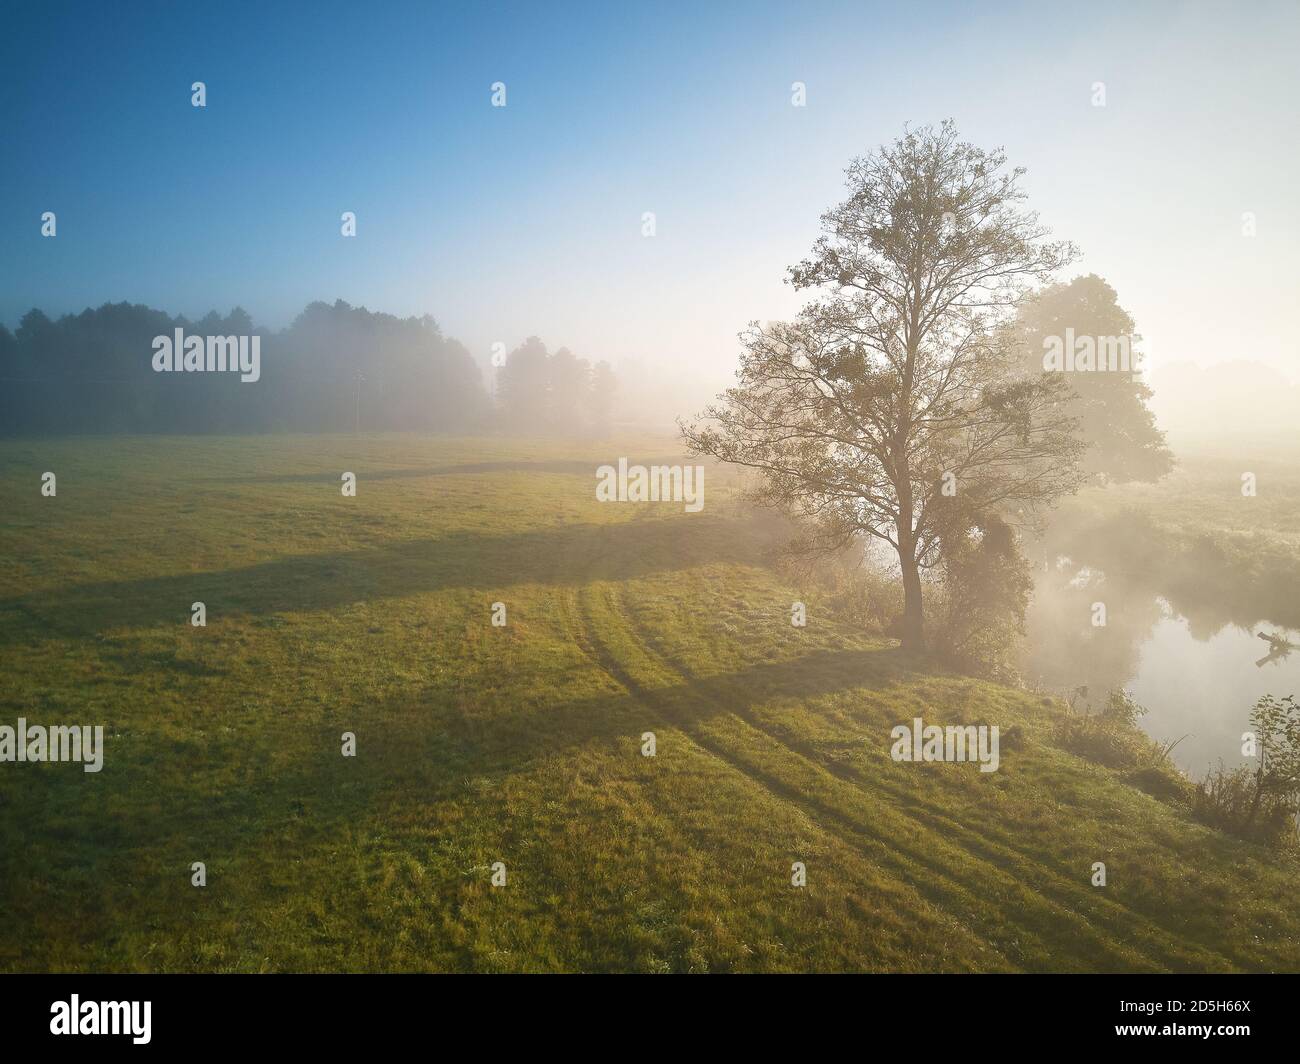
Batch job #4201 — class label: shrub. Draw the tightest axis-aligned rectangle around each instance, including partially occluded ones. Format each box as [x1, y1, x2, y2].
[1126, 764, 1190, 804]
[1192, 762, 1297, 848]
[1056, 691, 1177, 776]
[1192, 694, 1300, 848]
[928, 516, 1032, 682]
[775, 534, 901, 635]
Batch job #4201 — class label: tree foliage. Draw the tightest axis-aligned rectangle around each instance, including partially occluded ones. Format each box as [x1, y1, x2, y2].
[496, 336, 616, 435]
[1011, 274, 1174, 483]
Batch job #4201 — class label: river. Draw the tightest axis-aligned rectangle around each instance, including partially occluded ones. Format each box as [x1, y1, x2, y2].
[1023, 556, 1300, 777]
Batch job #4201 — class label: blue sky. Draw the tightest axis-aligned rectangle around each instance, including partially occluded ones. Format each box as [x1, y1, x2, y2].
[3, 0, 1297, 397]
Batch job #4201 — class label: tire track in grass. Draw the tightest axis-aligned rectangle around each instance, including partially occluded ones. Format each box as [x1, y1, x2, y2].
[554, 580, 1000, 971]
[570, 582, 1080, 970]
[615, 585, 1241, 972]
[610, 584, 1241, 972]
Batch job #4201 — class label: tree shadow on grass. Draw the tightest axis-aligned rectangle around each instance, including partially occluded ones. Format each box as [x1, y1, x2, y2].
[8, 643, 907, 853]
[203, 458, 694, 485]
[0, 514, 774, 647]
[0, 642, 909, 970]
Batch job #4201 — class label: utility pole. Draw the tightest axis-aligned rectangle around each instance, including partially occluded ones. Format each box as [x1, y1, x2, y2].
[354, 370, 365, 435]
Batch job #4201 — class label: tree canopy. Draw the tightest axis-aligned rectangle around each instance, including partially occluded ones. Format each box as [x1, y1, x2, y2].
[1011, 274, 1174, 483]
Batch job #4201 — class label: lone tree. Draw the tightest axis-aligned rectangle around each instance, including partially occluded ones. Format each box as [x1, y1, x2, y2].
[683, 122, 1085, 651]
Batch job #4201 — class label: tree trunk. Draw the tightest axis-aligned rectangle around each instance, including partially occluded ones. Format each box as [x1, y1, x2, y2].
[1246, 754, 1266, 828]
[895, 466, 924, 651]
[899, 550, 924, 652]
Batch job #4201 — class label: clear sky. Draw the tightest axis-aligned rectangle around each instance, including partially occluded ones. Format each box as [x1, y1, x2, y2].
[3, 0, 1297, 398]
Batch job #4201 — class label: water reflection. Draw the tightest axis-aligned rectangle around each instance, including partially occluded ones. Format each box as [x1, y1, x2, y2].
[1022, 555, 1300, 776]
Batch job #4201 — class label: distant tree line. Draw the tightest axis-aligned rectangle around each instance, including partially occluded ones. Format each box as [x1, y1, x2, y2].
[494, 336, 617, 435]
[0, 300, 615, 436]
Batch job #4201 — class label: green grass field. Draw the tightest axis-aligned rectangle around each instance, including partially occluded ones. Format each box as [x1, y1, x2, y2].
[1044, 439, 1300, 629]
[2, 434, 1298, 972]
[1062, 438, 1300, 546]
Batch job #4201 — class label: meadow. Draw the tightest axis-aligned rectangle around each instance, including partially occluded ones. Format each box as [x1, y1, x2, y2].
[1044, 436, 1300, 629]
[1, 433, 1298, 972]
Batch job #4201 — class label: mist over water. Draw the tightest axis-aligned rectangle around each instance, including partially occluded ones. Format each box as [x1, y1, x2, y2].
[1024, 559, 1300, 777]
